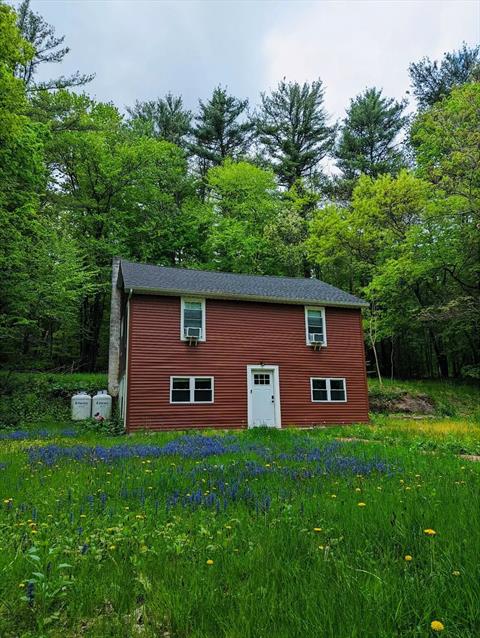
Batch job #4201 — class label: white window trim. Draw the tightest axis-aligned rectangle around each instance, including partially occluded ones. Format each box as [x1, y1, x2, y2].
[304, 306, 327, 347]
[180, 297, 206, 342]
[246, 365, 282, 428]
[310, 377, 347, 403]
[170, 376, 214, 404]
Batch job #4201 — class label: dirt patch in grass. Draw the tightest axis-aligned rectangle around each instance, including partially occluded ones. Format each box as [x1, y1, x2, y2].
[459, 454, 480, 462]
[369, 391, 436, 415]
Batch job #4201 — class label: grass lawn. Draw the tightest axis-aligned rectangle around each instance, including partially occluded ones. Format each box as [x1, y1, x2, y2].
[1, 421, 479, 637]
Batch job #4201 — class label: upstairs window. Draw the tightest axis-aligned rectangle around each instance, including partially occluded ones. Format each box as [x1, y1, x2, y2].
[305, 307, 327, 346]
[181, 298, 206, 341]
[311, 378, 347, 402]
[170, 376, 214, 403]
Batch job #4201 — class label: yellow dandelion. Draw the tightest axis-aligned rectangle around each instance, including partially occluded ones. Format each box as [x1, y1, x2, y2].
[206, 559, 214, 565]
[357, 502, 366, 507]
[318, 545, 324, 550]
[424, 528, 437, 536]
[313, 527, 322, 532]
[355, 488, 361, 492]
[404, 555, 413, 562]
[109, 545, 116, 550]
[19, 583, 25, 588]
[452, 570, 460, 576]
[331, 494, 337, 499]
[430, 620, 444, 632]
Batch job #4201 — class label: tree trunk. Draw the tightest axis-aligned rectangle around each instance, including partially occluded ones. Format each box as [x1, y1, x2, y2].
[429, 329, 449, 378]
[390, 337, 395, 381]
[79, 292, 105, 371]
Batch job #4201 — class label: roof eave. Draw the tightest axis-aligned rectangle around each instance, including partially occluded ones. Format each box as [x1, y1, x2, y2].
[122, 285, 369, 309]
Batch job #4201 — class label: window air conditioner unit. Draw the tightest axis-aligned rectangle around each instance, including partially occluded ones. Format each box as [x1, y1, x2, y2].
[309, 333, 324, 350]
[185, 327, 201, 340]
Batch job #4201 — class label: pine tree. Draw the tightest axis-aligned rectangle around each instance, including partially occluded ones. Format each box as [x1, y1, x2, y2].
[190, 86, 252, 175]
[14, 0, 94, 90]
[408, 42, 480, 109]
[255, 78, 334, 188]
[335, 88, 407, 189]
[127, 93, 192, 147]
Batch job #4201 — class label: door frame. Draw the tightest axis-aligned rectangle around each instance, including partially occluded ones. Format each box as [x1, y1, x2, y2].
[246, 365, 282, 428]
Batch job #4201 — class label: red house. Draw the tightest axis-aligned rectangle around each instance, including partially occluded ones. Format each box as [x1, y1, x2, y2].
[108, 259, 369, 432]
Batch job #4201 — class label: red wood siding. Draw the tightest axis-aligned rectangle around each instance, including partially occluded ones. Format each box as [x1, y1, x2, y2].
[126, 295, 369, 431]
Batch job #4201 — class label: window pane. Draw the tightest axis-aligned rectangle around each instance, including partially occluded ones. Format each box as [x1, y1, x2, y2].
[183, 301, 203, 337]
[194, 389, 212, 402]
[312, 379, 328, 401]
[195, 378, 211, 390]
[193, 378, 212, 402]
[171, 378, 190, 402]
[172, 390, 190, 402]
[313, 388, 328, 401]
[184, 310, 202, 327]
[307, 310, 324, 341]
[172, 378, 189, 390]
[330, 379, 345, 401]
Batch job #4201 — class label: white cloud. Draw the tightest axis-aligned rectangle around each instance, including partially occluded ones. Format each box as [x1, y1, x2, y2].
[262, 0, 480, 121]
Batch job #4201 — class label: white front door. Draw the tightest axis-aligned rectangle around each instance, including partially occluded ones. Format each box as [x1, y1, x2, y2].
[250, 369, 276, 427]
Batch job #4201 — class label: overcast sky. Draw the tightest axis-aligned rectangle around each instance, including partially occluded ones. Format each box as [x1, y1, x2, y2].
[24, 0, 480, 121]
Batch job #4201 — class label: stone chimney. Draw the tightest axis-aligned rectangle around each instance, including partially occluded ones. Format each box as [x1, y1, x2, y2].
[108, 257, 121, 397]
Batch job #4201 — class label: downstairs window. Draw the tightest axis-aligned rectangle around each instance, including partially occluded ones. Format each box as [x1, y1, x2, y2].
[311, 378, 347, 402]
[170, 376, 214, 403]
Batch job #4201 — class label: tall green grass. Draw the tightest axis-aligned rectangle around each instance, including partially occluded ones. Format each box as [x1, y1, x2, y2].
[368, 378, 479, 417]
[0, 428, 479, 637]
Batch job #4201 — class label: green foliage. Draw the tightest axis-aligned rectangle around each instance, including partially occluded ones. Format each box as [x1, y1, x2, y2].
[126, 93, 192, 147]
[308, 155, 479, 378]
[15, 0, 94, 90]
[335, 87, 407, 194]
[408, 42, 480, 109]
[190, 86, 252, 176]
[255, 78, 335, 187]
[81, 412, 124, 436]
[41, 90, 206, 369]
[204, 160, 278, 273]
[0, 371, 107, 427]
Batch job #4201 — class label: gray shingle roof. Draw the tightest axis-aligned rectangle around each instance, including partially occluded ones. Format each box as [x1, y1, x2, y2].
[119, 259, 368, 308]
